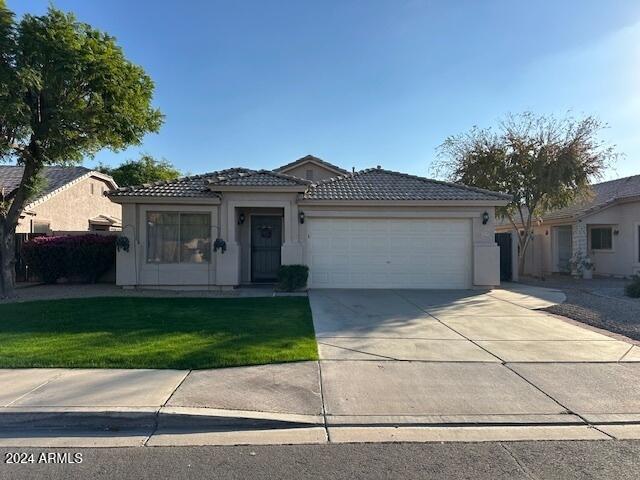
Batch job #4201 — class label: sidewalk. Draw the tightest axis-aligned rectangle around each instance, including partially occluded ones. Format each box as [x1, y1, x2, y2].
[2, 359, 640, 447]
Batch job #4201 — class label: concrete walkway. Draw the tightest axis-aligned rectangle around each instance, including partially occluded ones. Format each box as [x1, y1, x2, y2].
[2, 284, 639, 447]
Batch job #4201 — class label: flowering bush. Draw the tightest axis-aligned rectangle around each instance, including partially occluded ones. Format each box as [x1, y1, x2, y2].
[21, 234, 116, 284]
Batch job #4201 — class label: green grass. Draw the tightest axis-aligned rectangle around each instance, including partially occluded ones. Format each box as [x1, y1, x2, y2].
[0, 296, 318, 369]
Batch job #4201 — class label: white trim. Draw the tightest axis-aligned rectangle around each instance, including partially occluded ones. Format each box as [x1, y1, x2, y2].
[303, 209, 484, 219]
[299, 199, 510, 207]
[210, 185, 308, 193]
[110, 196, 221, 205]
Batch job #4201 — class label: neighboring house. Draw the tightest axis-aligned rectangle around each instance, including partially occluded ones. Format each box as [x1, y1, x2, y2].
[107, 155, 510, 290]
[0, 166, 121, 234]
[495, 174, 640, 278]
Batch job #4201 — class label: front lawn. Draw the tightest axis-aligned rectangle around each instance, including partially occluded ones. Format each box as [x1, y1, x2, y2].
[0, 296, 318, 369]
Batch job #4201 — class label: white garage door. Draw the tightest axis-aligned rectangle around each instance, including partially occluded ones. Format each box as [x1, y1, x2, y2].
[307, 218, 472, 289]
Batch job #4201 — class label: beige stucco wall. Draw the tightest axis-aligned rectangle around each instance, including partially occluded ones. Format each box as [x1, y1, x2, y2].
[16, 176, 121, 233]
[115, 193, 502, 288]
[584, 201, 640, 276]
[116, 202, 219, 288]
[281, 163, 342, 181]
[496, 200, 640, 278]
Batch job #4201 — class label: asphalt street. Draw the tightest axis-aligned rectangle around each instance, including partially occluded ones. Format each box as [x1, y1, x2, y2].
[2, 441, 639, 480]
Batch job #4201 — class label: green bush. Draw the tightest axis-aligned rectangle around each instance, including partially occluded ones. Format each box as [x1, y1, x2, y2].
[277, 265, 309, 292]
[626, 275, 640, 298]
[22, 234, 116, 284]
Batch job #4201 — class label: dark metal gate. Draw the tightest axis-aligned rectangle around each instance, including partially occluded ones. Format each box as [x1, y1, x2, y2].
[14, 233, 46, 282]
[495, 232, 512, 282]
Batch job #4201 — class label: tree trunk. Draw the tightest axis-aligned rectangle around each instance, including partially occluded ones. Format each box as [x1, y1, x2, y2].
[0, 223, 16, 297]
[0, 152, 44, 297]
[516, 230, 533, 277]
[517, 245, 526, 277]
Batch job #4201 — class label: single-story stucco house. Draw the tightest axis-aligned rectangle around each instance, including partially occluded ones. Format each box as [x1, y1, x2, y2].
[106, 155, 510, 290]
[0, 166, 121, 234]
[496, 174, 640, 279]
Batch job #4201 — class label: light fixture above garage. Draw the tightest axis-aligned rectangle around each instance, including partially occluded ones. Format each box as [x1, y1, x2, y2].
[299, 211, 305, 224]
[237, 213, 245, 225]
[482, 211, 489, 225]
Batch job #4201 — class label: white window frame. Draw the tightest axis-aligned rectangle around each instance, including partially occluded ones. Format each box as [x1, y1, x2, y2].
[146, 211, 212, 264]
[588, 225, 615, 253]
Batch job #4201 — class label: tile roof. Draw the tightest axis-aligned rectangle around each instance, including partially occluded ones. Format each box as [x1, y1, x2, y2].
[207, 169, 311, 187]
[0, 166, 108, 203]
[107, 168, 310, 198]
[275, 155, 349, 174]
[302, 167, 511, 201]
[543, 174, 640, 220]
[106, 168, 247, 198]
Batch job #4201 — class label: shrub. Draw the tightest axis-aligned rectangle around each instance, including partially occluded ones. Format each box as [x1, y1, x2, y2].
[277, 265, 309, 292]
[22, 234, 116, 284]
[626, 275, 640, 298]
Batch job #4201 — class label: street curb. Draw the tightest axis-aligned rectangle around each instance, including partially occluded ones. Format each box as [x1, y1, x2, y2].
[0, 406, 323, 432]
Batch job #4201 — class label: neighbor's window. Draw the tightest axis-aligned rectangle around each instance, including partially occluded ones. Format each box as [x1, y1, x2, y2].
[305, 169, 314, 180]
[590, 227, 613, 251]
[147, 212, 211, 263]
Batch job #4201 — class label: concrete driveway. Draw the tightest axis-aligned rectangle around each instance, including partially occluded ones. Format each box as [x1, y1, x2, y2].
[309, 288, 640, 430]
[310, 288, 634, 363]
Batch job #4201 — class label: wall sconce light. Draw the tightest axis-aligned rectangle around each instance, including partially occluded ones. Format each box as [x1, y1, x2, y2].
[482, 211, 489, 225]
[237, 213, 245, 225]
[299, 211, 305, 224]
[545, 230, 549, 236]
[614, 229, 619, 236]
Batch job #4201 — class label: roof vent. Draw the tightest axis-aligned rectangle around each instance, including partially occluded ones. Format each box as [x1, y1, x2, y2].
[376, 165, 381, 169]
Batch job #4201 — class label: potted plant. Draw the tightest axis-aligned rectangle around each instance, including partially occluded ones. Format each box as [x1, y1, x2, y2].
[581, 256, 594, 279]
[570, 251, 595, 279]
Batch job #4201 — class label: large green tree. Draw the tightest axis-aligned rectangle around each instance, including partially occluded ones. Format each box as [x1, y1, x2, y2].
[0, 4, 163, 296]
[99, 154, 180, 188]
[435, 112, 615, 275]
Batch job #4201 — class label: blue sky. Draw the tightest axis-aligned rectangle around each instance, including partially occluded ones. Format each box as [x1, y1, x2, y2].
[12, 1, 640, 180]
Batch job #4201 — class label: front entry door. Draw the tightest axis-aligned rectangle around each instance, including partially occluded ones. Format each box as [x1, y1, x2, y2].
[555, 226, 573, 273]
[251, 216, 282, 282]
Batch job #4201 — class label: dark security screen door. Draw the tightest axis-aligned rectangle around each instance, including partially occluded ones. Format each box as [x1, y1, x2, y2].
[251, 216, 282, 282]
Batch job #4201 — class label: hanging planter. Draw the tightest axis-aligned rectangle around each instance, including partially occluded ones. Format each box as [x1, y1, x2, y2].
[213, 238, 227, 253]
[115, 235, 130, 252]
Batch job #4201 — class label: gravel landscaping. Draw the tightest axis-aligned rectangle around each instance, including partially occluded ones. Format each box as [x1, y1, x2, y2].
[521, 276, 640, 342]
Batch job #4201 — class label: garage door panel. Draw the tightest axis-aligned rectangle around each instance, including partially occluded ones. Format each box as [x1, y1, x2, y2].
[307, 218, 472, 289]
